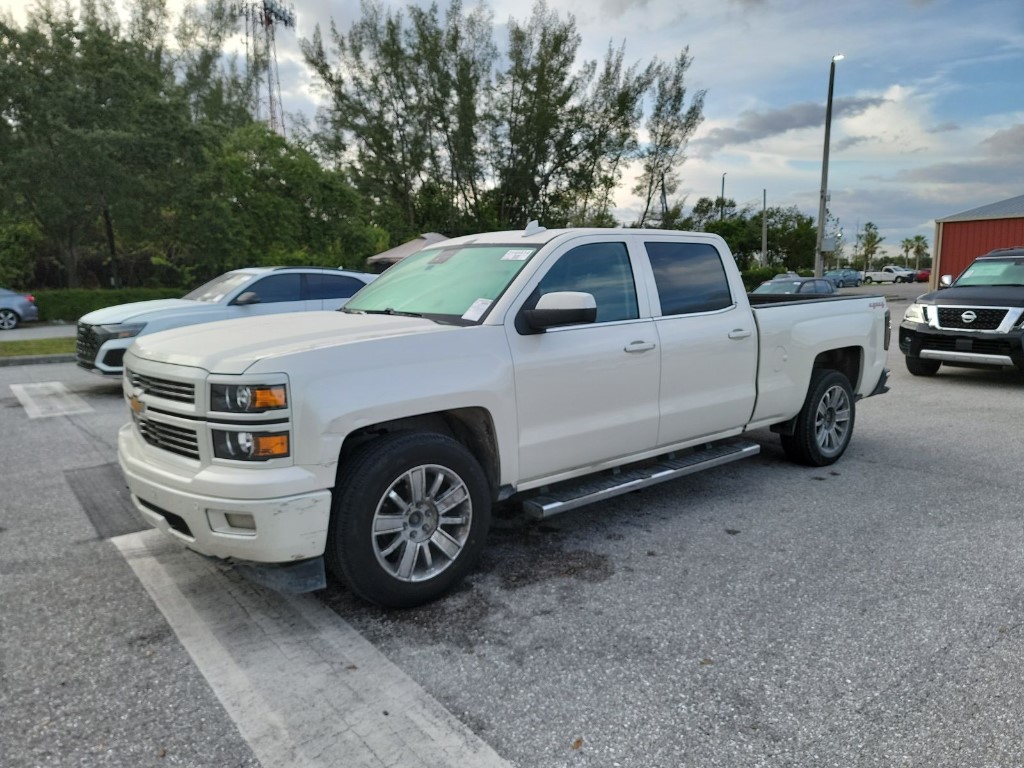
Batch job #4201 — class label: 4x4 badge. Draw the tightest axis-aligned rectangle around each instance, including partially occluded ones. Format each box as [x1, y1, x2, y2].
[961, 310, 977, 324]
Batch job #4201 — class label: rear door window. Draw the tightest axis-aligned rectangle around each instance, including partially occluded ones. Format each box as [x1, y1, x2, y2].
[645, 241, 732, 315]
[305, 273, 367, 300]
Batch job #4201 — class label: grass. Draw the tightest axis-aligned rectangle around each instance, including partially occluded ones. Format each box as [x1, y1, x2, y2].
[0, 337, 76, 357]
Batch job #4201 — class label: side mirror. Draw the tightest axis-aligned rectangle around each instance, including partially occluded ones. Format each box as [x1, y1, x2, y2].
[234, 291, 261, 305]
[521, 291, 597, 332]
[939, 275, 953, 288]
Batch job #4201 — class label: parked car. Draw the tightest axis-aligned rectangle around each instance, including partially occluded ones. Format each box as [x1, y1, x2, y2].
[863, 265, 916, 284]
[916, 268, 931, 282]
[0, 287, 39, 330]
[77, 267, 376, 375]
[824, 268, 862, 288]
[752, 277, 836, 295]
[900, 247, 1024, 376]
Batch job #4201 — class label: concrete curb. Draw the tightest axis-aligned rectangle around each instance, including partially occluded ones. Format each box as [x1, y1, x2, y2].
[0, 354, 77, 367]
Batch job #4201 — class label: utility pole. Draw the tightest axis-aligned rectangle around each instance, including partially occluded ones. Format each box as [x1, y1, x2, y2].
[761, 189, 767, 266]
[720, 172, 727, 221]
[814, 54, 843, 277]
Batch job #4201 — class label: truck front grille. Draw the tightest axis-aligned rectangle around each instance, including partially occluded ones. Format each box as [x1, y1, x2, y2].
[936, 307, 1007, 331]
[135, 416, 200, 460]
[127, 369, 196, 404]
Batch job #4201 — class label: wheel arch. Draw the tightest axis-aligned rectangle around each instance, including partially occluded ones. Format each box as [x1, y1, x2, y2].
[336, 407, 501, 498]
[812, 346, 862, 392]
[771, 347, 861, 437]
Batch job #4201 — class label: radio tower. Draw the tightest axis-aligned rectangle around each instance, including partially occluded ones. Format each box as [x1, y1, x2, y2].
[234, 0, 295, 136]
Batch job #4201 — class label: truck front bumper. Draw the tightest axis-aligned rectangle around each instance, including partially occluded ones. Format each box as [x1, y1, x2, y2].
[899, 322, 1024, 369]
[118, 423, 332, 564]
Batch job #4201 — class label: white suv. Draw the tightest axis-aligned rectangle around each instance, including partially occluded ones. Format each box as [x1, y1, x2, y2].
[77, 267, 375, 375]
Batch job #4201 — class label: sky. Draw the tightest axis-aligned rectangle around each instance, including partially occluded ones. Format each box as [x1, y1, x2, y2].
[4, 0, 1023, 258]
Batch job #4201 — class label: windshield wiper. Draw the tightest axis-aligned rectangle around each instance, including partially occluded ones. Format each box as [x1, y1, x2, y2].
[345, 307, 423, 318]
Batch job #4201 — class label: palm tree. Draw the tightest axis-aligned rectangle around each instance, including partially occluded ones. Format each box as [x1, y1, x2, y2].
[900, 238, 914, 267]
[911, 235, 929, 270]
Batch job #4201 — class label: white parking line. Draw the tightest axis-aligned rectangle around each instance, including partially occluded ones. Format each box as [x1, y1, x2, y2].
[111, 530, 511, 768]
[10, 381, 93, 418]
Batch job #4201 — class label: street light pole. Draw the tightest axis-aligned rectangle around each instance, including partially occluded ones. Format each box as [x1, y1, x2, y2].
[720, 172, 727, 220]
[814, 54, 843, 277]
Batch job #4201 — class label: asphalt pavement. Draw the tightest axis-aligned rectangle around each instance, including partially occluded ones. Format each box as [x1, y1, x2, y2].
[10, 278, 1019, 768]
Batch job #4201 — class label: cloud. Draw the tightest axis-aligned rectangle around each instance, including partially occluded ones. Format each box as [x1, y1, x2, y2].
[980, 123, 1024, 156]
[694, 96, 888, 153]
[598, 0, 651, 15]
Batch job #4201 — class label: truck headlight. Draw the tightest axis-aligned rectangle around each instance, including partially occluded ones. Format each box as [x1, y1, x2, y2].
[213, 430, 290, 460]
[210, 383, 288, 413]
[903, 303, 928, 324]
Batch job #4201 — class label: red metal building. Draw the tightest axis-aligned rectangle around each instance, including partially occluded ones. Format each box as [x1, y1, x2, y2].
[933, 193, 1024, 285]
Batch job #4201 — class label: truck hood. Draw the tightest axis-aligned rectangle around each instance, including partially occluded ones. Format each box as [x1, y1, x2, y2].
[80, 298, 199, 324]
[128, 311, 457, 374]
[916, 285, 1024, 306]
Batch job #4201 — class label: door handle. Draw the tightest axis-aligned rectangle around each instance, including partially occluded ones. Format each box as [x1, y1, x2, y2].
[728, 329, 752, 339]
[624, 341, 656, 353]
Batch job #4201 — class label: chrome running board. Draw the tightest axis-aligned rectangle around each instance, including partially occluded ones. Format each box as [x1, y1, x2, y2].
[522, 439, 760, 519]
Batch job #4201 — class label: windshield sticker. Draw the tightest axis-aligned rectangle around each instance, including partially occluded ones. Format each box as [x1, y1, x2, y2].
[501, 249, 533, 261]
[462, 298, 492, 322]
[428, 249, 456, 265]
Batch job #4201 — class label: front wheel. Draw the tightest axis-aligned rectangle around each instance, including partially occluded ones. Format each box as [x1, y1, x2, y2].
[0, 309, 19, 330]
[780, 369, 855, 467]
[326, 432, 491, 608]
[905, 356, 940, 376]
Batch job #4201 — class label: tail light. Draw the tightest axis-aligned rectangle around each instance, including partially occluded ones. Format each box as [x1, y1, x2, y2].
[26, 294, 35, 303]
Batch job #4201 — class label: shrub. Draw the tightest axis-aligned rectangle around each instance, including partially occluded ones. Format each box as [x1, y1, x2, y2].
[741, 266, 777, 291]
[33, 288, 182, 322]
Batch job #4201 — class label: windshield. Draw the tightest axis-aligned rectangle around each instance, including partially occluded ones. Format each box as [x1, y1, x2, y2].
[343, 244, 538, 323]
[955, 259, 1024, 287]
[182, 272, 254, 303]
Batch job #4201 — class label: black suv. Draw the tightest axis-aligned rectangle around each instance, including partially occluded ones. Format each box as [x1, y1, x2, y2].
[899, 247, 1024, 376]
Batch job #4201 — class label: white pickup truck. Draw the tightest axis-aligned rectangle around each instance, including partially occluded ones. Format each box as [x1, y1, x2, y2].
[863, 265, 916, 284]
[118, 226, 891, 607]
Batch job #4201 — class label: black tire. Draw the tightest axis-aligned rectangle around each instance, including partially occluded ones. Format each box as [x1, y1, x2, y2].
[905, 356, 940, 376]
[326, 432, 491, 608]
[780, 369, 855, 467]
[863, 276, 873, 284]
[0, 308, 19, 330]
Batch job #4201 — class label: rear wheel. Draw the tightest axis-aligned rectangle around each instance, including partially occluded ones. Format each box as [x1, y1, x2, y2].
[905, 356, 940, 376]
[0, 309, 19, 330]
[863, 276, 873, 284]
[326, 432, 491, 608]
[780, 369, 855, 467]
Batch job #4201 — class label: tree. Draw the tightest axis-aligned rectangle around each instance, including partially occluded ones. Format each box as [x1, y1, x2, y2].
[0, 1, 220, 287]
[170, 123, 383, 279]
[303, 0, 669, 239]
[900, 237, 913, 267]
[632, 50, 704, 228]
[858, 222, 884, 270]
[911, 234, 930, 269]
[678, 198, 814, 271]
